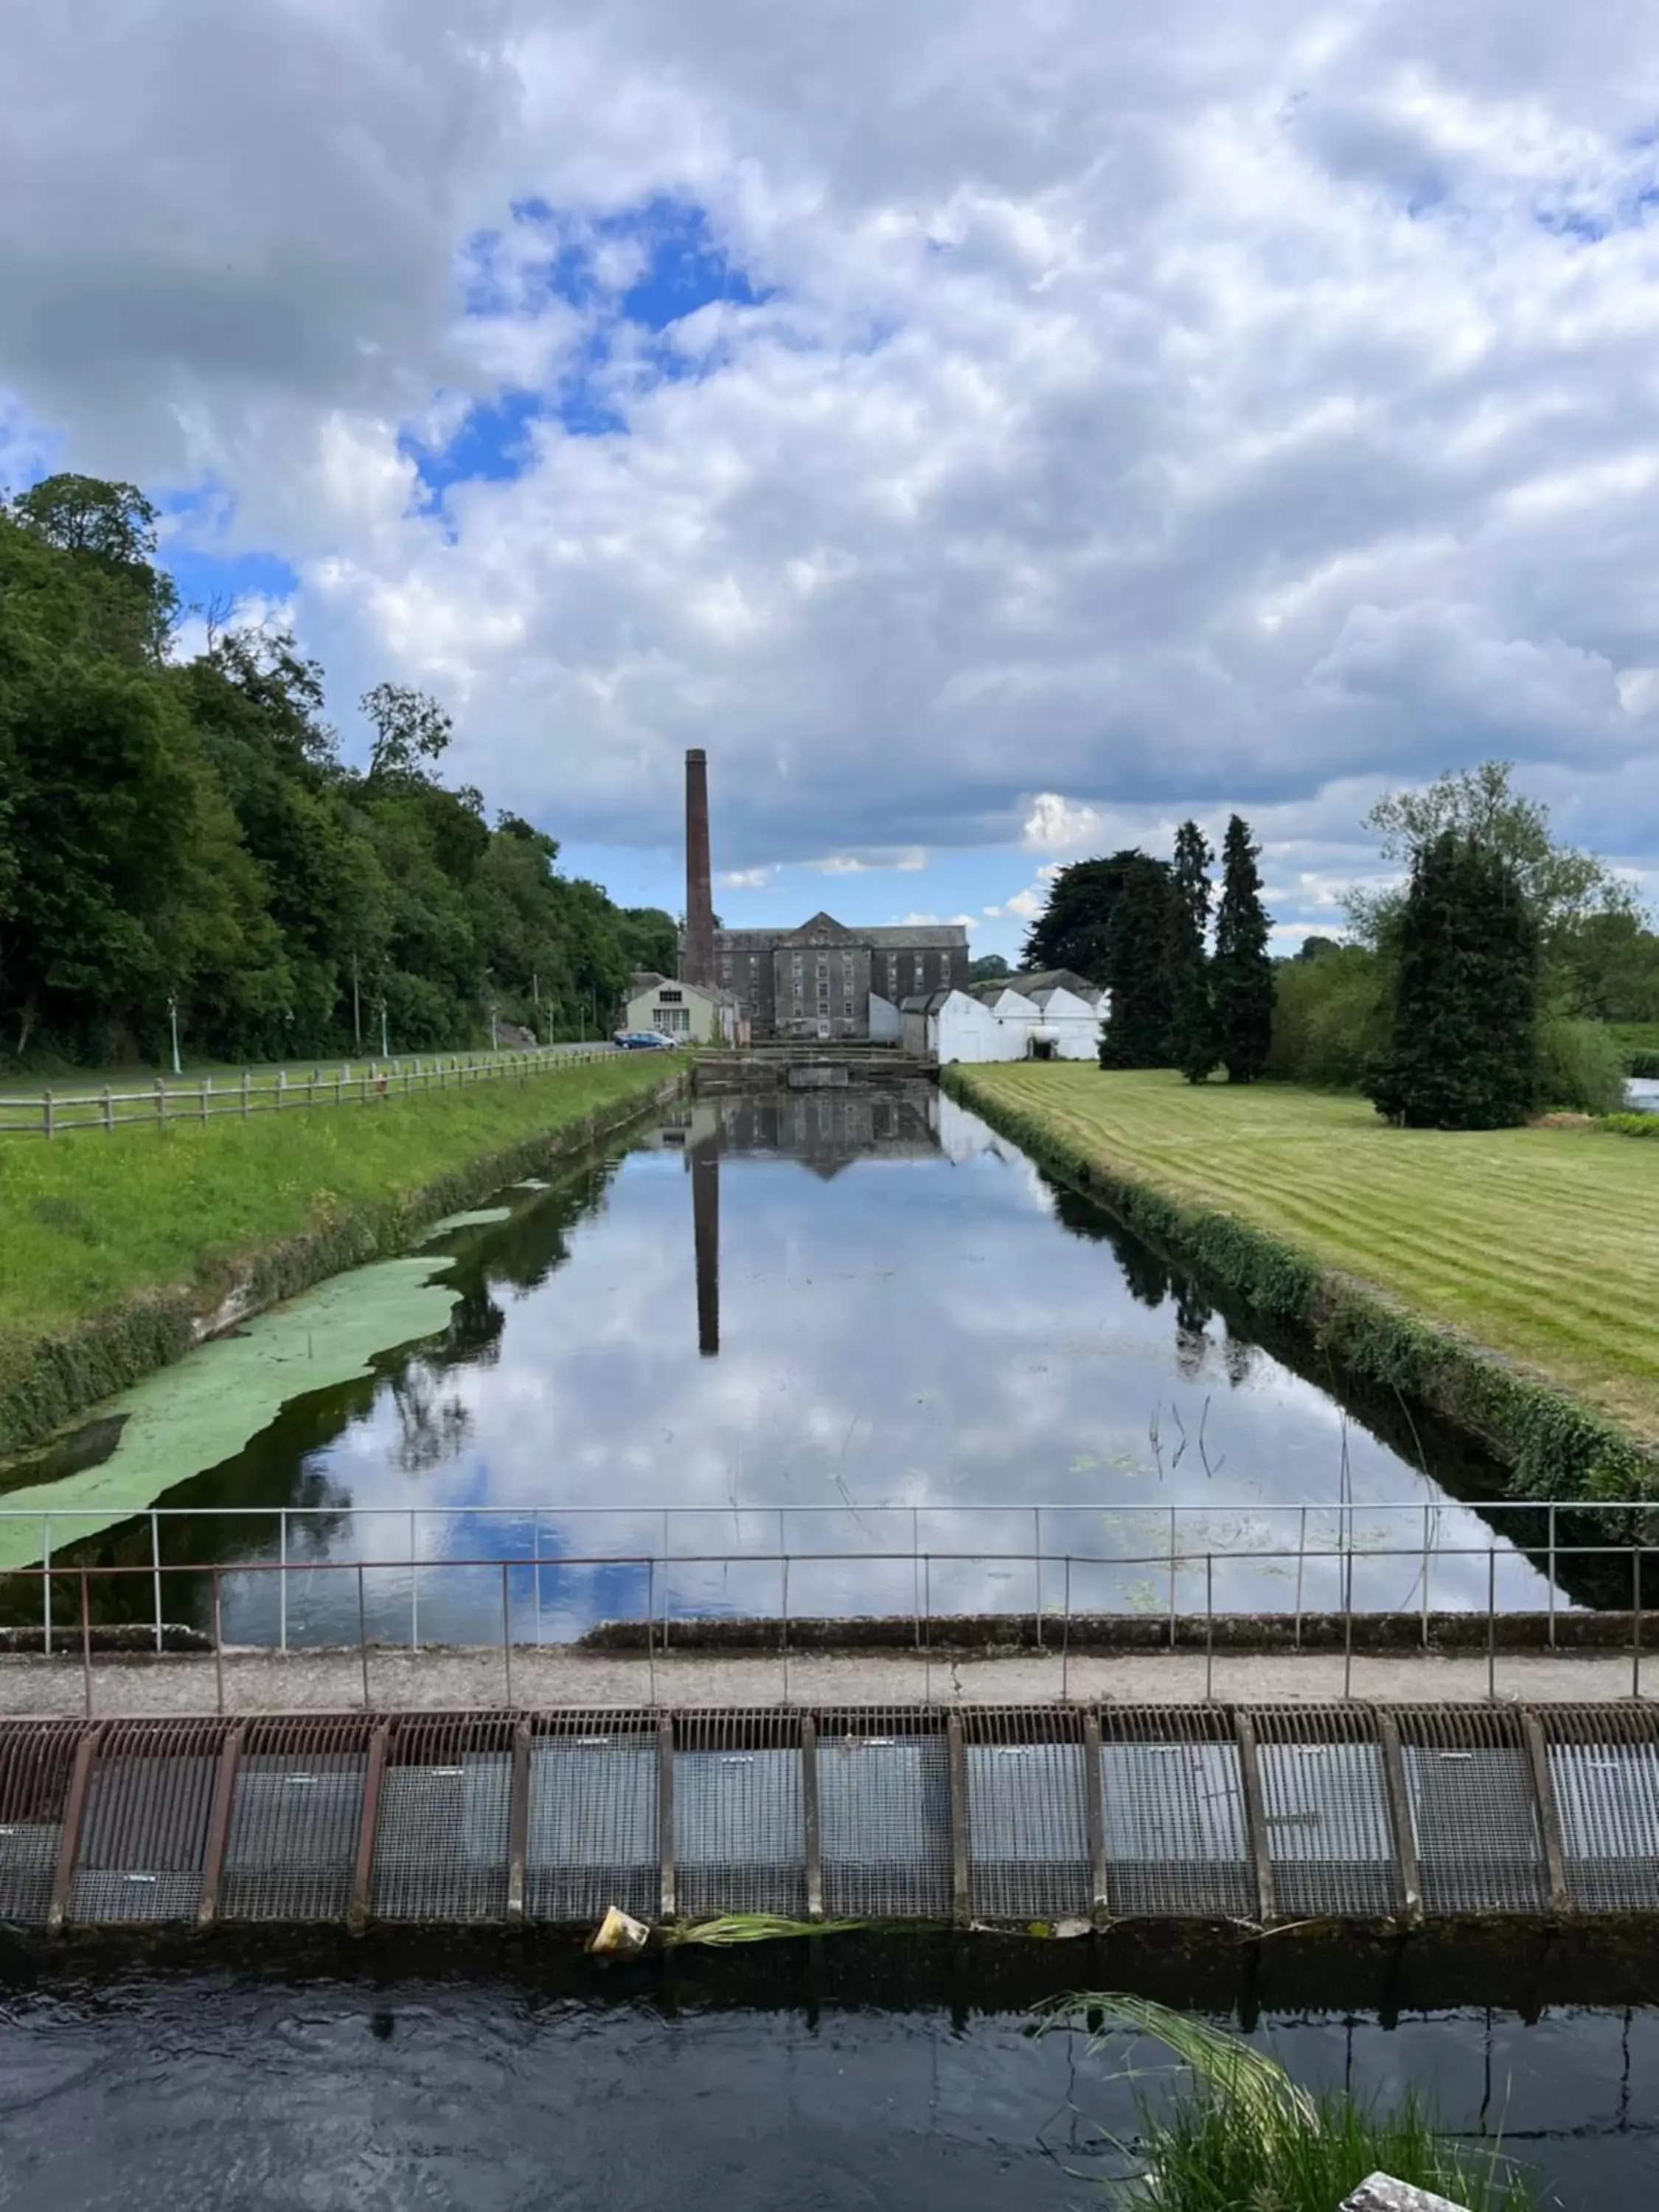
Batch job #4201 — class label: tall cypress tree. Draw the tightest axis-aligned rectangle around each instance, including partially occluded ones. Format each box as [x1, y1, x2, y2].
[1098, 852, 1178, 1068]
[1212, 814, 1274, 1082]
[1365, 831, 1539, 1129]
[1167, 818, 1219, 1082]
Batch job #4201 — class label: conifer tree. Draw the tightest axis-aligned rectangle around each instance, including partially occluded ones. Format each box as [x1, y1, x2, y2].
[1212, 814, 1274, 1082]
[1166, 818, 1220, 1082]
[1365, 831, 1539, 1128]
[1097, 852, 1178, 1067]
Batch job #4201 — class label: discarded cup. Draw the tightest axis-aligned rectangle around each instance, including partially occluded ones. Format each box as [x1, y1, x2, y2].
[588, 1905, 650, 1957]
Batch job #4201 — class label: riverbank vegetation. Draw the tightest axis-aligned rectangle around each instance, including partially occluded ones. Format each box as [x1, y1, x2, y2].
[1045, 1996, 1537, 2212]
[0, 1050, 681, 1455]
[949, 1062, 1659, 1479]
[0, 474, 677, 1073]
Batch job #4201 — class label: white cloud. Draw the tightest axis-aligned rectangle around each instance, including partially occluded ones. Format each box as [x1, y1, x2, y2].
[898, 911, 978, 931]
[804, 847, 929, 875]
[984, 888, 1044, 919]
[718, 867, 771, 890]
[4, 3, 1659, 882]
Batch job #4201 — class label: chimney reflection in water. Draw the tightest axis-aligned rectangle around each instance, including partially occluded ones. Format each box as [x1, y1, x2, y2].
[691, 1126, 720, 1357]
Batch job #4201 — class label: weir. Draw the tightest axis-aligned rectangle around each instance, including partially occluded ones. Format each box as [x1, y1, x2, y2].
[5, 1700, 1659, 1936]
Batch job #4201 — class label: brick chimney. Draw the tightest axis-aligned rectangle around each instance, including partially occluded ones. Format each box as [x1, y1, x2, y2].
[683, 748, 715, 987]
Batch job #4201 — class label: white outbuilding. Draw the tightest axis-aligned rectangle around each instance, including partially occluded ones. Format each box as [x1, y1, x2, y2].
[902, 973, 1105, 1063]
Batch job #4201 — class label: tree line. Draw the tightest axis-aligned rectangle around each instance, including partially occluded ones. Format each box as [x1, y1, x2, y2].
[1023, 762, 1658, 1127]
[0, 474, 677, 1069]
[1023, 815, 1277, 1082]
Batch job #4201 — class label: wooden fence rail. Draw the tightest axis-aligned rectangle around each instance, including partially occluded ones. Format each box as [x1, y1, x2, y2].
[0, 1046, 627, 1137]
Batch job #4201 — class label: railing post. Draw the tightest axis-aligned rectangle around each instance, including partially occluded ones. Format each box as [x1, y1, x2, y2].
[278, 1509, 288, 1652]
[501, 1559, 513, 1708]
[48, 1725, 103, 1934]
[156, 1077, 166, 1128]
[1523, 1711, 1570, 1916]
[276, 1069, 285, 1111]
[801, 1714, 823, 1921]
[197, 1723, 244, 1928]
[102, 1085, 114, 1133]
[506, 1718, 531, 1925]
[1235, 1711, 1274, 1925]
[42, 1089, 52, 1138]
[201, 1076, 211, 1124]
[349, 1723, 390, 1934]
[1082, 1711, 1109, 1924]
[212, 1568, 225, 1715]
[41, 1520, 51, 1657]
[1377, 1711, 1422, 1924]
[1548, 1504, 1558, 1647]
[1487, 1546, 1497, 1702]
[358, 1562, 370, 1710]
[151, 1511, 162, 1654]
[241, 1069, 251, 1117]
[947, 1710, 971, 1927]
[658, 1714, 677, 1921]
[80, 1571, 94, 1719]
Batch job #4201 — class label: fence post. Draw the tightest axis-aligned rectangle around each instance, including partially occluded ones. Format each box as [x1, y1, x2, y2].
[241, 1069, 251, 1118]
[102, 1085, 114, 1135]
[152, 1511, 163, 1654]
[276, 1070, 286, 1111]
[201, 1076, 211, 1124]
[42, 1089, 53, 1138]
[156, 1077, 166, 1128]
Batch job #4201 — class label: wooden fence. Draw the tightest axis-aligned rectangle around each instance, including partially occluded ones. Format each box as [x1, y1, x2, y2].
[0, 1046, 628, 1138]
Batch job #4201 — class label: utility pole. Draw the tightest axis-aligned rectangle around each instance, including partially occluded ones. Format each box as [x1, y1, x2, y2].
[167, 993, 181, 1077]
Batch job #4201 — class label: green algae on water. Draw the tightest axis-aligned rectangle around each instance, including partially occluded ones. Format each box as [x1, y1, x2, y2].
[0, 1255, 465, 1570]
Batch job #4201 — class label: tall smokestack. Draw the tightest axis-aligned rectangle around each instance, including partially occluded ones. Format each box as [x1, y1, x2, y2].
[684, 748, 715, 987]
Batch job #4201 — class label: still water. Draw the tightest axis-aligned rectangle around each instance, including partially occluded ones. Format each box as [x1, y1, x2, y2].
[10, 1085, 1564, 1644]
[1, 1951, 1656, 2209]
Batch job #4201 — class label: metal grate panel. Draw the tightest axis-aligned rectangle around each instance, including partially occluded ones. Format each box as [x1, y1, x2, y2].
[674, 1712, 805, 1919]
[818, 1709, 950, 1919]
[67, 1720, 223, 1924]
[220, 1719, 373, 1924]
[1252, 1708, 1402, 1919]
[527, 1713, 658, 1925]
[1400, 1708, 1545, 1915]
[962, 1709, 1090, 1922]
[372, 1715, 512, 1922]
[0, 1722, 82, 1927]
[1540, 1707, 1659, 1913]
[1099, 1709, 1252, 1918]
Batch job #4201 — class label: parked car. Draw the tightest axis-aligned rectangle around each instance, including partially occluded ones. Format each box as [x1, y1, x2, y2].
[613, 1029, 681, 1050]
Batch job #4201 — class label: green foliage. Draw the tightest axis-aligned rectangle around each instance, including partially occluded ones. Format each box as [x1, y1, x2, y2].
[1023, 853, 1135, 980]
[1211, 815, 1274, 1083]
[1535, 1015, 1629, 1114]
[1368, 832, 1540, 1130]
[1293, 933, 1343, 961]
[1166, 820, 1219, 1083]
[968, 952, 1012, 984]
[1267, 945, 1388, 1088]
[1097, 852, 1178, 1068]
[0, 480, 654, 1070]
[1596, 1113, 1659, 1138]
[1045, 1994, 1538, 2212]
[1350, 758, 1638, 955]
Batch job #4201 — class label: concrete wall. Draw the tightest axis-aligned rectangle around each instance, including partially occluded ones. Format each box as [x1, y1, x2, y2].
[868, 992, 903, 1043]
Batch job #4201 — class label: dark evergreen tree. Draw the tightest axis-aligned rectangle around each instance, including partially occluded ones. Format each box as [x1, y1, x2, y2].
[1023, 851, 1138, 979]
[1097, 852, 1177, 1067]
[1364, 831, 1539, 1129]
[1167, 818, 1220, 1082]
[1212, 813, 1274, 1082]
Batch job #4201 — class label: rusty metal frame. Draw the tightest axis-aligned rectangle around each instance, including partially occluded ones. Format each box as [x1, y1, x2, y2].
[800, 1714, 823, 1920]
[195, 1723, 244, 1927]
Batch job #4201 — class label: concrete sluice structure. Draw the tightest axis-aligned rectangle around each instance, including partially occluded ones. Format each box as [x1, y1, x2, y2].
[4, 1702, 1659, 1935]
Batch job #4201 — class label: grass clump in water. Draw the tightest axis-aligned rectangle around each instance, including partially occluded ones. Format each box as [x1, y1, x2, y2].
[1041, 1994, 1539, 2212]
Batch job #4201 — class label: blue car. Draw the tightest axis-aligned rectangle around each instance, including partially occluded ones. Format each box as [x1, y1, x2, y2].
[613, 1029, 679, 1050]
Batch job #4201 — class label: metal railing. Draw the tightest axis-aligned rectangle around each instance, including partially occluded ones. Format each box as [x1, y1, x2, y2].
[7, 1495, 1655, 1652]
[8, 1529, 1659, 1719]
[0, 1044, 623, 1136]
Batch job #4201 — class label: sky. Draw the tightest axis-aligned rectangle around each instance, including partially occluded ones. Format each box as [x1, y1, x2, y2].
[3, 3, 1659, 959]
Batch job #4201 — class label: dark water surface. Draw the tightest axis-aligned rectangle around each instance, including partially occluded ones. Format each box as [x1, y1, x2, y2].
[17, 1086, 1569, 1643]
[1, 1950, 1657, 2210]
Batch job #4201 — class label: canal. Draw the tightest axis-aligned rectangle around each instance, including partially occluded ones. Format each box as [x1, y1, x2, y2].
[1, 1085, 1582, 1645]
[2, 1937, 1657, 2209]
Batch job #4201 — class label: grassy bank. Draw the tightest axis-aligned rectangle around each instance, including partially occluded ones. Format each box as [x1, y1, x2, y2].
[0, 1051, 684, 1455]
[949, 1064, 1659, 1495]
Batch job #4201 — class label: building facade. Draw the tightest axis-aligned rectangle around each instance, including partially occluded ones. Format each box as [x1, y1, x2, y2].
[625, 973, 745, 1044]
[710, 911, 969, 1040]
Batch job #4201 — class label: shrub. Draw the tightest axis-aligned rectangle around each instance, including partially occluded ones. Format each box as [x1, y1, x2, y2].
[1267, 946, 1388, 1088]
[1595, 1113, 1659, 1139]
[1535, 1015, 1629, 1115]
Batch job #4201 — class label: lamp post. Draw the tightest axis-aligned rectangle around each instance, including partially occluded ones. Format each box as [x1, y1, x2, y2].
[167, 992, 181, 1077]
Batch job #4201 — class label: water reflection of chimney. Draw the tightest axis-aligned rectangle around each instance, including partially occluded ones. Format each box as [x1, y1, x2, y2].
[692, 1130, 720, 1356]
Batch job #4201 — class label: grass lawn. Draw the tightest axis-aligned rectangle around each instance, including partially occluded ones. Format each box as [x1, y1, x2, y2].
[956, 1065, 1659, 1443]
[0, 1050, 679, 1404]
